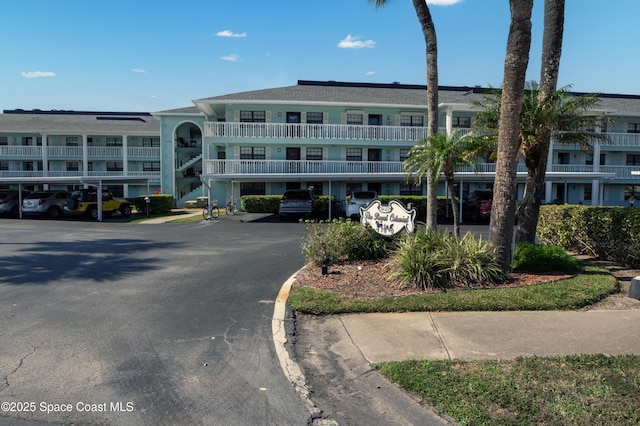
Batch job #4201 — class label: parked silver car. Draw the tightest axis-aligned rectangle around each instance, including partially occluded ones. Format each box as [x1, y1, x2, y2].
[22, 190, 68, 218]
[346, 191, 378, 220]
[0, 190, 29, 217]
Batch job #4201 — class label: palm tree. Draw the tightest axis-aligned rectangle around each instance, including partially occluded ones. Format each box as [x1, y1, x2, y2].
[488, 0, 534, 272]
[474, 83, 609, 244]
[370, 0, 439, 230]
[403, 130, 492, 237]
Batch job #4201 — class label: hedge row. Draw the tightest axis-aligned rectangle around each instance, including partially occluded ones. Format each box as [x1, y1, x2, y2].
[240, 194, 456, 219]
[537, 204, 640, 268]
[133, 194, 174, 215]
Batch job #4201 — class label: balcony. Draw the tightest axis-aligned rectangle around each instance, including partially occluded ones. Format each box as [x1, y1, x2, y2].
[0, 146, 43, 158]
[201, 159, 636, 182]
[205, 122, 439, 142]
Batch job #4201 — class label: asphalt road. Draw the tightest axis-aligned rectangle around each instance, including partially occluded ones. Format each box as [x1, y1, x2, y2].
[0, 215, 311, 425]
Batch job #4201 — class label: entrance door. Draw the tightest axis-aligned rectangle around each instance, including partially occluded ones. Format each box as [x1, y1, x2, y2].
[368, 148, 381, 173]
[368, 114, 382, 139]
[287, 147, 301, 173]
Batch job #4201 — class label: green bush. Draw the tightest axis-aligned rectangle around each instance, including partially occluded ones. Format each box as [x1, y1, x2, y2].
[240, 195, 280, 213]
[538, 205, 640, 268]
[391, 231, 506, 290]
[301, 219, 395, 266]
[134, 194, 173, 214]
[512, 242, 579, 274]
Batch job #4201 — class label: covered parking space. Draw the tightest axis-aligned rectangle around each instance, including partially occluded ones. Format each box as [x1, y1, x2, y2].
[0, 176, 150, 221]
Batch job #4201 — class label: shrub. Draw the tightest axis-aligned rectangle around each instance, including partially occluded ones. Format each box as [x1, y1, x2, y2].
[391, 231, 506, 291]
[241, 195, 280, 213]
[538, 205, 640, 268]
[301, 219, 395, 266]
[134, 194, 173, 214]
[512, 243, 579, 274]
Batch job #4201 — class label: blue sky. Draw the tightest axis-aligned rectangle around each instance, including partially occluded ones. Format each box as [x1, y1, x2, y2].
[2, 0, 639, 112]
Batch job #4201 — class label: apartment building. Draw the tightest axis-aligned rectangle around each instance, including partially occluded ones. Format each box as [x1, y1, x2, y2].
[2, 80, 640, 209]
[155, 80, 640, 208]
[0, 110, 161, 198]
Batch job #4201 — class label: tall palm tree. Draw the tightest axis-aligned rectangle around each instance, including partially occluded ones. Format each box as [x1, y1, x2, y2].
[474, 83, 609, 244]
[489, 0, 534, 272]
[403, 130, 492, 237]
[370, 0, 439, 230]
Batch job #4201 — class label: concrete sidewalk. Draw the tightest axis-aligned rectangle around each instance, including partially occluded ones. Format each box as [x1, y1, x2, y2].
[331, 310, 640, 363]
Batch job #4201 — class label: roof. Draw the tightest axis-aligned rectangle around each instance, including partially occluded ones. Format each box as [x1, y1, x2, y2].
[0, 110, 160, 134]
[188, 80, 640, 115]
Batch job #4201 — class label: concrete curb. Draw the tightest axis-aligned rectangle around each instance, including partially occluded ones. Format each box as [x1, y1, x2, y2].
[272, 268, 333, 424]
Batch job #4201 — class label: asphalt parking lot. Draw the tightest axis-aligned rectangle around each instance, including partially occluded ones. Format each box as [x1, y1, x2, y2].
[0, 215, 312, 425]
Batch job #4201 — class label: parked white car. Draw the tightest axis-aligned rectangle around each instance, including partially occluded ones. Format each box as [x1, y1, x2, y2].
[22, 191, 68, 218]
[346, 191, 378, 220]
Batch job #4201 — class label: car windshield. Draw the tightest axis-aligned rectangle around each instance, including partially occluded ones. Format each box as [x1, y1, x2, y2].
[25, 192, 52, 199]
[283, 191, 311, 200]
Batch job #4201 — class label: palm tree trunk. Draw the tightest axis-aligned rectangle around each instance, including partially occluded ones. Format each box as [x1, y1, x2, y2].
[445, 175, 460, 237]
[489, 0, 533, 272]
[412, 0, 439, 231]
[515, 0, 565, 244]
[515, 138, 550, 243]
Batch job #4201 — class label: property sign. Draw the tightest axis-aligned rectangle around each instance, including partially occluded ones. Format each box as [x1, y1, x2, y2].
[360, 200, 416, 236]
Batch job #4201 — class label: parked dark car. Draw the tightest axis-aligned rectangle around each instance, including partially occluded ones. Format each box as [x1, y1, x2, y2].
[0, 190, 29, 217]
[462, 190, 493, 222]
[278, 189, 315, 220]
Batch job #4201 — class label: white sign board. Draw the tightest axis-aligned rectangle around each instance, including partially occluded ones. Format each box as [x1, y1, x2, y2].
[360, 200, 416, 236]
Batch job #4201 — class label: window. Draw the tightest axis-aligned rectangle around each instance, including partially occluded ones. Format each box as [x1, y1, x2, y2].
[106, 137, 122, 147]
[240, 182, 265, 196]
[400, 149, 410, 162]
[627, 154, 640, 166]
[583, 185, 592, 201]
[306, 147, 322, 161]
[0, 161, 8, 171]
[346, 113, 363, 125]
[107, 161, 123, 171]
[240, 111, 266, 123]
[142, 137, 160, 147]
[22, 137, 33, 146]
[306, 112, 324, 124]
[400, 115, 424, 127]
[346, 148, 362, 161]
[143, 162, 160, 171]
[23, 161, 42, 171]
[557, 152, 570, 164]
[400, 182, 422, 195]
[66, 162, 79, 171]
[625, 185, 640, 200]
[66, 137, 79, 146]
[627, 123, 640, 133]
[0, 136, 7, 146]
[239, 146, 266, 159]
[453, 117, 471, 128]
[585, 153, 593, 165]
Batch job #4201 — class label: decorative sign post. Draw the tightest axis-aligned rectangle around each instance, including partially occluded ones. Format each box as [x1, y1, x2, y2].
[360, 200, 416, 236]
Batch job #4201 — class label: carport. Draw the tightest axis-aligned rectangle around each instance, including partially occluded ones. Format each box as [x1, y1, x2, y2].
[0, 176, 150, 221]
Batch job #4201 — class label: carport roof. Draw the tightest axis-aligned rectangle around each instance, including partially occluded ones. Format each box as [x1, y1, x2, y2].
[0, 176, 150, 185]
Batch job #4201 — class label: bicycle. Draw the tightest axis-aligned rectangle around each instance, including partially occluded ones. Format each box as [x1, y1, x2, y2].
[202, 200, 220, 220]
[225, 200, 237, 215]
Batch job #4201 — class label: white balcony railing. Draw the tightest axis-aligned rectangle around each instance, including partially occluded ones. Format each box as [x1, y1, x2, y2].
[0, 146, 43, 157]
[47, 146, 83, 157]
[87, 146, 124, 157]
[202, 159, 640, 181]
[128, 147, 161, 158]
[205, 122, 433, 142]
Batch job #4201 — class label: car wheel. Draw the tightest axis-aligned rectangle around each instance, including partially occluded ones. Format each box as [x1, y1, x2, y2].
[87, 206, 98, 220]
[48, 206, 61, 218]
[120, 204, 132, 217]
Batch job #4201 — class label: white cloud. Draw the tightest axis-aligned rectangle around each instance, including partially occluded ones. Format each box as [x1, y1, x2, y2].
[338, 34, 376, 49]
[221, 54, 240, 62]
[131, 68, 147, 73]
[427, 0, 463, 5]
[21, 71, 55, 78]
[216, 30, 247, 38]
[366, 71, 376, 76]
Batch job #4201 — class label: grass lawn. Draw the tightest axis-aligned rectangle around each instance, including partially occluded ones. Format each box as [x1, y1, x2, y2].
[290, 261, 638, 425]
[376, 354, 640, 425]
[289, 263, 617, 314]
